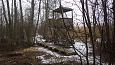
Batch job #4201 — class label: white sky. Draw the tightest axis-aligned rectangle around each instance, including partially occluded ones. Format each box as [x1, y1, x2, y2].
[62, 0, 82, 25]
[1, 0, 113, 27]
[2, 0, 83, 26]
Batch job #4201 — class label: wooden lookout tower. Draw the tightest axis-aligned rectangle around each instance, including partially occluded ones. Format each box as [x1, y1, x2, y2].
[53, 6, 73, 29]
[51, 6, 74, 47]
[40, 6, 75, 47]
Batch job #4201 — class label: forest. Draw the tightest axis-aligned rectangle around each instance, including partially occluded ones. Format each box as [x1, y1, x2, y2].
[0, 0, 115, 65]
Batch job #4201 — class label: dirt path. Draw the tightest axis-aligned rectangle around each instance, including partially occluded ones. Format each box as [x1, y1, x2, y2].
[0, 46, 81, 65]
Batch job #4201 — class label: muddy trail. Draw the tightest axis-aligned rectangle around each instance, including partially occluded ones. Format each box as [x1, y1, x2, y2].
[0, 46, 82, 65]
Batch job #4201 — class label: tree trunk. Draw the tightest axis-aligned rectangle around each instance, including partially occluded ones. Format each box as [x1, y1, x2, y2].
[6, 0, 12, 39]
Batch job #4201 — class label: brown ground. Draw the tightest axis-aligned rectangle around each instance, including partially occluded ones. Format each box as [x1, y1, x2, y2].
[0, 47, 81, 65]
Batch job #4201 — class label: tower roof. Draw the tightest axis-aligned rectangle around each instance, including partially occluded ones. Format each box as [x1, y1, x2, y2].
[53, 6, 73, 13]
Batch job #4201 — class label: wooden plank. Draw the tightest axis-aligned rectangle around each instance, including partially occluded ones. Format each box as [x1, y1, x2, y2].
[37, 43, 77, 56]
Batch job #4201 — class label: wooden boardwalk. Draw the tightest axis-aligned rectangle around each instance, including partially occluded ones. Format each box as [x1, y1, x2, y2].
[37, 42, 77, 56]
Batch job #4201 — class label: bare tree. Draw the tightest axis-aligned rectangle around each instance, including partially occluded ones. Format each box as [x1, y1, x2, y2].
[19, 0, 25, 41]
[29, 0, 35, 44]
[1, 0, 8, 27]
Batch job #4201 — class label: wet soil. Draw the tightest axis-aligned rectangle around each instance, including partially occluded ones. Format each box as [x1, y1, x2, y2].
[0, 46, 81, 65]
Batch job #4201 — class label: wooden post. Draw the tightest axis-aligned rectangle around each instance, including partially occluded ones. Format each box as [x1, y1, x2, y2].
[72, 10, 73, 23]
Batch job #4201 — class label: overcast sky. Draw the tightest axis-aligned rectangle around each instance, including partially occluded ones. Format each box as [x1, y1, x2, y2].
[1, 0, 83, 25]
[1, 0, 113, 27]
